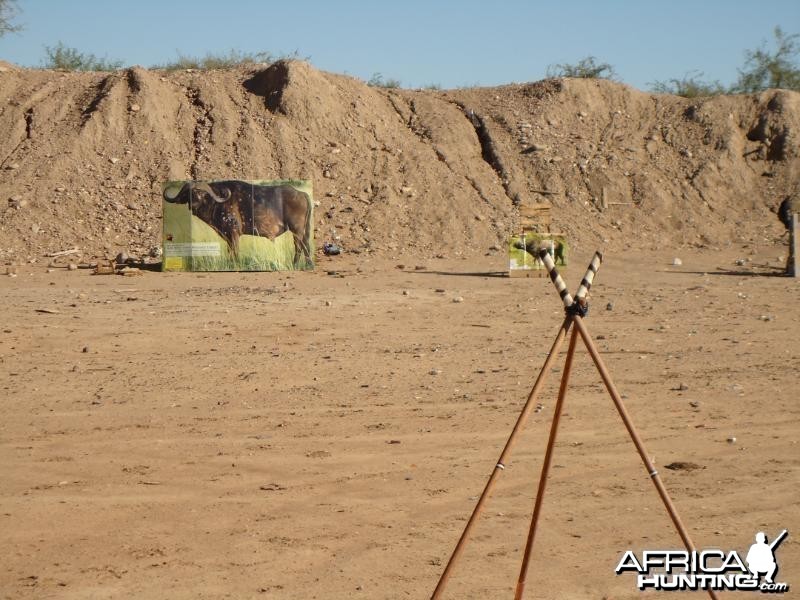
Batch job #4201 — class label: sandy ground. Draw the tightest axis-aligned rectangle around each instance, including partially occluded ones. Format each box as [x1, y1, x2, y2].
[1, 248, 798, 599]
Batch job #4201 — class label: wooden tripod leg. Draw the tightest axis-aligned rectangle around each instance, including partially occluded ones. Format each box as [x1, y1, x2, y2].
[430, 316, 573, 600]
[572, 315, 719, 600]
[515, 324, 579, 600]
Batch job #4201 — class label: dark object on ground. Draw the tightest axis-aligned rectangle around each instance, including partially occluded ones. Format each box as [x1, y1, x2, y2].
[664, 461, 704, 471]
[778, 195, 798, 276]
[778, 195, 799, 230]
[323, 243, 341, 256]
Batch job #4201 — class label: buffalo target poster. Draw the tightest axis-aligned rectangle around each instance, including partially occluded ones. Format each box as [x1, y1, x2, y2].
[508, 232, 568, 276]
[162, 179, 314, 272]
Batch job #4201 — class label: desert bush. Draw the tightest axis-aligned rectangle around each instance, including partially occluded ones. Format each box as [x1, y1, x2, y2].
[42, 42, 123, 71]
[547, 56, 617, 80]
[368, 72, 401, 88]
[650, 71, 727, 97]
[154, 49, 285, 71]
[732, 27, 800, 92]
[0, 0, 21, 37]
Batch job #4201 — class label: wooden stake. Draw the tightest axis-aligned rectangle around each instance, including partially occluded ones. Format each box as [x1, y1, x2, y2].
[572, 315, 719, 600]
[432, 252, 720, 599]
[791, 212, 798, 278]
[514, 326, 580, 600]
[430, 255, 604, 599]
[430, 316, 572, 600]
[45, 247, 80, 257]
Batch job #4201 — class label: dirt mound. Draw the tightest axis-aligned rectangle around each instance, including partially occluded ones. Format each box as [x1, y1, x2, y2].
[0, 60, 798, 263]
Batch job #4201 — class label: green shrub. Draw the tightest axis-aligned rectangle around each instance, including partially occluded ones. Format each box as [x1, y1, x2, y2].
[43, 41, 123, 71]
[368, 72, 401, 88]
[650, 72, 727, 97]
[154, 49, 283, 71]
[547, 56, 617, 80]
[0, 0, 21, 37]
[732, 27, 800, 93]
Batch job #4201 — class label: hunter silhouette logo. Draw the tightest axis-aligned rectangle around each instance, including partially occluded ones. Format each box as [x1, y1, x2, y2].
[615, 530, 789, 593]
[747, 530, 787, 585]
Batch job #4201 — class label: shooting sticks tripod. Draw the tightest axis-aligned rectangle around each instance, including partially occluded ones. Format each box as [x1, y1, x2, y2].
[430, 250, 718, 600]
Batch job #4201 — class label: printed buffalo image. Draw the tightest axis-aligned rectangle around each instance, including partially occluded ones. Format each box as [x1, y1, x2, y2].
[164, 180, 313, 267]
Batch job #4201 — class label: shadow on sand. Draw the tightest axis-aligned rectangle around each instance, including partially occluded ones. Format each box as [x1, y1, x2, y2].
[133, 261, 162, 272]
[676, 266, 788, 278]
[409, 270, 508, 278]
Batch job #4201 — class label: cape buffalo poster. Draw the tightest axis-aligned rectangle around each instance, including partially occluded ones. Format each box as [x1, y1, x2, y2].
[508, 232, 567, 276]
[162, 179, 314, 272]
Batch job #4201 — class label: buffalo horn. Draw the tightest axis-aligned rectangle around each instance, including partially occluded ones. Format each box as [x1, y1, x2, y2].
[193, 182, 231, 203]
[164, 184, 183, 200]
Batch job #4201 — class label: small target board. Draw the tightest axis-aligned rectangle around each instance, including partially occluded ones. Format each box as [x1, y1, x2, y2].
[509, 232, 567, 278]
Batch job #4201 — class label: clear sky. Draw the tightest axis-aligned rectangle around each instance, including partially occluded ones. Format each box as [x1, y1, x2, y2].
[1, 0, 798, 91]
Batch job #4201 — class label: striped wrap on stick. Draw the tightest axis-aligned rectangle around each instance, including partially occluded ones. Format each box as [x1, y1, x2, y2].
[575, 251, 603, 300]
[538, 249, 573, 308]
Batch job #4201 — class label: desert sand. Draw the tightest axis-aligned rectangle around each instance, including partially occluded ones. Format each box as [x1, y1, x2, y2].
[2, 248, 799, 599]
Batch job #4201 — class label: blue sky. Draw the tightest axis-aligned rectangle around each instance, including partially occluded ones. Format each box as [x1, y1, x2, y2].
[1, 0, 798, 91]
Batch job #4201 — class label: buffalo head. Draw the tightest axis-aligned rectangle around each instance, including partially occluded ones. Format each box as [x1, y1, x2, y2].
[164, 181, 232, 205]
[164, 181, 244, 255]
